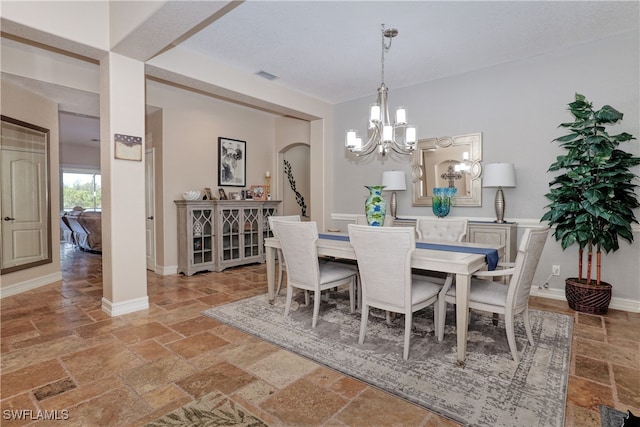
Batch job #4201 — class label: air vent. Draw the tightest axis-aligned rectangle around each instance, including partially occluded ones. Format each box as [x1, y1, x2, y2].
[255, 70, 279, 81]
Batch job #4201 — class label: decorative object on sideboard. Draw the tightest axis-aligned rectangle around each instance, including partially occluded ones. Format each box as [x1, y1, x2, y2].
[381, 171, 406, 218]
[432, 187, 456, 218]
[182, 190, 201, 201]
[250, 185, 266, 201]
[541, 93, 639, 315]
[283, 159, 307, 217]
[482, 162, 516, 223]
[345, 24, 416, 158]
[218, 137, 246, 187]
[364, 185, 387, 226]
[265, 171, 271, 196]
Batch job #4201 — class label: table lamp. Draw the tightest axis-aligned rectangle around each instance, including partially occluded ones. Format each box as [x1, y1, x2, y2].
[381, 171, 406, 218]
[482, 163, 516, 223]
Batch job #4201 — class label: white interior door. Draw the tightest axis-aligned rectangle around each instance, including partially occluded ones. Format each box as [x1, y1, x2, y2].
[1, 147, 48, 270]
[144, 147, 155, 271]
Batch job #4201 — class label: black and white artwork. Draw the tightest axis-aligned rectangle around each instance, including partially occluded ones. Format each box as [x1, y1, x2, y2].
[218, 137, 246, 187]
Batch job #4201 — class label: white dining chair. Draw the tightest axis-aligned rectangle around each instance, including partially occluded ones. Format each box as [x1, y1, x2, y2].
[275, 221, 357, 328]
[415, 217, 468, 242]
[268, 215, 301, 296]
[437, 227, 549, 363]
[415, 217, 468, 336]
[348, 224, 443, 360]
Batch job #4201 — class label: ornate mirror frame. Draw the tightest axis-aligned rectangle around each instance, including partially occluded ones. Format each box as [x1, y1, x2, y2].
[412, 133, 482, 207]
[1, 115, 52, 274]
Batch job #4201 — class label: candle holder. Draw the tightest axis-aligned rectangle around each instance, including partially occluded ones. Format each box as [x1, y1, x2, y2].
[265, 175, 271, 197]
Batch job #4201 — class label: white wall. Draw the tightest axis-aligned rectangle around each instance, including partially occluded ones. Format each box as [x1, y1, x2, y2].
[333, 31, 640, 306]
[1, 81, 62, 291]
[146, 80, 279, 272]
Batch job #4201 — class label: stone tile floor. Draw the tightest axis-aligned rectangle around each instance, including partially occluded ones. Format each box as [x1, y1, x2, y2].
[0, 244, 637, 426]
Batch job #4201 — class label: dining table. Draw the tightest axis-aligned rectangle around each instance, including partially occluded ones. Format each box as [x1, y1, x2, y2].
[264, 231, 504, 364]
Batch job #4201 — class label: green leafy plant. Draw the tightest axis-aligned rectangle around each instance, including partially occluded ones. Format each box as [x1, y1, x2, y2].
[542, 93, 640, 285]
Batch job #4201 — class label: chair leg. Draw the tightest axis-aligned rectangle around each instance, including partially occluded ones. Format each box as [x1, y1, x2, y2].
[359, 305, 369, 344]
[276, 260, 284, 296]
[523, 308, 535, 346]
[304, 290, 310, 306]
[437, 298, 447, 342]
[403, 311, 412, 360]
[437, 274, 454, 342]
[349, 277, 355, 313]
[284, 285, 294, 318]
[312, 290, 321, 328]
[504, 313, 519, 363]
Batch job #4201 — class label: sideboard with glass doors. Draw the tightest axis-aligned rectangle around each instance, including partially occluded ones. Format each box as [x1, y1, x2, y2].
[175, 200, 280, 275]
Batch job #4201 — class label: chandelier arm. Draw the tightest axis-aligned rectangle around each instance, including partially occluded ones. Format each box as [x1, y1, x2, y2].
[357, 126, 382, 156]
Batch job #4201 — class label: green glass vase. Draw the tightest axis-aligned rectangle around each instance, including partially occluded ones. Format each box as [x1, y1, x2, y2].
[364, 185, 387, 226]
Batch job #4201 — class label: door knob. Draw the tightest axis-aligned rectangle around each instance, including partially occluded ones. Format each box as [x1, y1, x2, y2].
[4, 217, 16, 221]
[147, 216, 154, 220]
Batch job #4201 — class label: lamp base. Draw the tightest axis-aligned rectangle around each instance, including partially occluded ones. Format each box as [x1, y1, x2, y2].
[390, 191, 398, 218]
[494, 187, 506, 223]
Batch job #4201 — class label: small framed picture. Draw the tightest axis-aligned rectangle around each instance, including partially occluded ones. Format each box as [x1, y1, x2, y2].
[218, 137, 246, 187]
[250, 185, 266, 201]
[218, 188, 228, 200]
[203, 188, 213, 200]
[245, 189, 253, 200]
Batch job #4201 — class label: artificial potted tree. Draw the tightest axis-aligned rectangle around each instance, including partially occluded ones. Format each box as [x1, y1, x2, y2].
[541, 93, 640, 314]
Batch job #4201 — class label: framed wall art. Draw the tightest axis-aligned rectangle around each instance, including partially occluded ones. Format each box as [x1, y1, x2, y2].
[218, 137, 246, 187]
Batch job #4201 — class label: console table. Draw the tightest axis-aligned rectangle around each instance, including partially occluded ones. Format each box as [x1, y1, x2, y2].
[175, 200, 281, 275]
[393, 218, 517, 263]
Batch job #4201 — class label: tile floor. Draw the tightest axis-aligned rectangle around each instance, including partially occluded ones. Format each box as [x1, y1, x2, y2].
[0, 244, 638, 426]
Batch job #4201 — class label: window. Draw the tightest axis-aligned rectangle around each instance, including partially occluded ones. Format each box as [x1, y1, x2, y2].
[62, 170, 101, 211]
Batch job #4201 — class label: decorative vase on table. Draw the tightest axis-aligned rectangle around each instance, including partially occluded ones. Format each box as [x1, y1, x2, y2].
[364, 185, 387, 226]
[432, 187, 457, 218]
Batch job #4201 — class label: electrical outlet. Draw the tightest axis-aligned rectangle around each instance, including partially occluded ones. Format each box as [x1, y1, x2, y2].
[552, 265, 560, 276]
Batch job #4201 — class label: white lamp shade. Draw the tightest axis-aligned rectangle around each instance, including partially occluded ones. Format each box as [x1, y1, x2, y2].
[381, 171, 407, 191]
[483, 163, 516, 188]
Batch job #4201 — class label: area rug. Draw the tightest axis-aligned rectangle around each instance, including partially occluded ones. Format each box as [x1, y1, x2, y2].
[600, 404, 627, 427]
[145, 390, 267, 426]
[203, 292, 572, 427]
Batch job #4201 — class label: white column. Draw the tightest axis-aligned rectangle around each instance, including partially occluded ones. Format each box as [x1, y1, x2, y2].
[99, 52, 149, 316]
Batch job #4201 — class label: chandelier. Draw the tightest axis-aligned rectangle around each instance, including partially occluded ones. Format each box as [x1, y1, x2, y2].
[345, 24, 417, 157]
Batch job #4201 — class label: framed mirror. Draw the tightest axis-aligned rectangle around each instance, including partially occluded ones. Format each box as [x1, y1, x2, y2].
[1, 115, 52, 274]
[411, 133, 482, 206]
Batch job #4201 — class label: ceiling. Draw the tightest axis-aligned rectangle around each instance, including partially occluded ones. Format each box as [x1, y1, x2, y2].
[3, 1, 638, 147]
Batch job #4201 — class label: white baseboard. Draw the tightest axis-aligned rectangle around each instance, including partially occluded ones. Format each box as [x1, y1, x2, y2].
[101, 296, 149, 317]
[156, 265, 178, 276]
[0, 272, 62, 298]
[530, 287, 640, 313]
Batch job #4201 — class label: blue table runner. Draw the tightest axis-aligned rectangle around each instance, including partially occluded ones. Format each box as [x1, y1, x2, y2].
[318, 233, 499, 271]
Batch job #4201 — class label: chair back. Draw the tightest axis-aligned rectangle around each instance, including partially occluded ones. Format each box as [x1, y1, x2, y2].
[348, 224, 414, 310]
[507, 227, 550, 310]
[415, 217, 468, 242]
[272, 221, 319, 290]
[268, 215, 301, 238]
[355, 214, 394, 227]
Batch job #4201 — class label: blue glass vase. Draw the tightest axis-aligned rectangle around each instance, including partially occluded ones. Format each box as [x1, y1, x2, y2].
[432, 187, 457, 218]
[364, 185, 387, 226]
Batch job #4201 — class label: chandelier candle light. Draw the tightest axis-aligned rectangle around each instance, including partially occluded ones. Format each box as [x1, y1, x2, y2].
[381, 171, 406, 218]
[345, 24, 417, 157]
[482, 163, 516, 223]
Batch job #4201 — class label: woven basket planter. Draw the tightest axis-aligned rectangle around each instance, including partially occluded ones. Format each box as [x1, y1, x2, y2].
[565, 278, 612, 315]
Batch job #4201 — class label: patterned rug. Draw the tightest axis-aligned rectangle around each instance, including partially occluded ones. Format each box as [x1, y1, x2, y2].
[145, 390, 267, 426]
[203, 292, 573, 427]
[600, 404, 627, 427]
